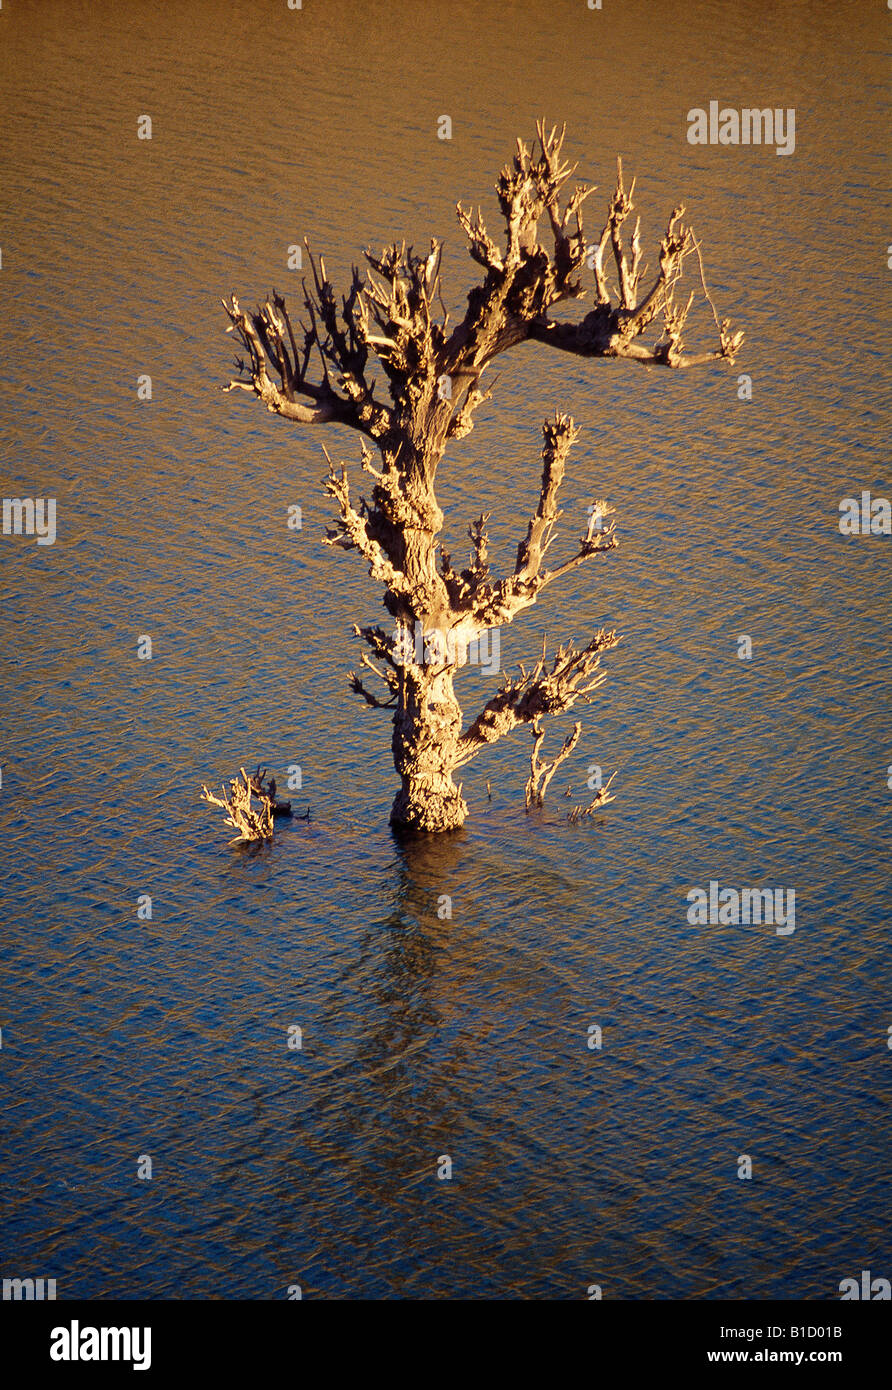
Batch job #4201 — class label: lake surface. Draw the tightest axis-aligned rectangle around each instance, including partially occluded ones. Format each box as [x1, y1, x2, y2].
[1, 0, 889, 1298]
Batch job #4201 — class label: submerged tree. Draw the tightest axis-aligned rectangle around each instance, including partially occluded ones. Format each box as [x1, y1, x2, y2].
[223, 123, 741, 832]
[201, 768, 275, 845]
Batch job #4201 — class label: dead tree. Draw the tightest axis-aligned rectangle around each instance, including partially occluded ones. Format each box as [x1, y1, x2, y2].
[201, 768, 274, 845]
[223, 123, 742, 832]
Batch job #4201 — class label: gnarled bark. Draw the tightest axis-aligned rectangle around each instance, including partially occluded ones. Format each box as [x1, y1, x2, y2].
[390, 666, 467, 832]
[222, 124, 742, 830]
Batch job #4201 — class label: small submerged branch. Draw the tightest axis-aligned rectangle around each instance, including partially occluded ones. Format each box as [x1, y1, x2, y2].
[566, 769, 618, 822]
[525, 717, 582, 810]
[201, 765, 275, 844]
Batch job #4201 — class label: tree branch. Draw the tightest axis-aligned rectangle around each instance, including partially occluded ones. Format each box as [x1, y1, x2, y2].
[525, 717, 582, 809]
[567, 771, 618, 822]
[223, 276, 393, 438]
[322, 446, 416, 597]
[223, 125, 741, 455]
[457, 412, 618, 629]
[455, 629, 620, 765]
[201, 767, 274, 844]
[442, 125, 742, 394]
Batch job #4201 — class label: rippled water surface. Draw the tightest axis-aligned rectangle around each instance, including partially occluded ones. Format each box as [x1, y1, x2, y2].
[1, 0, 889, 1298]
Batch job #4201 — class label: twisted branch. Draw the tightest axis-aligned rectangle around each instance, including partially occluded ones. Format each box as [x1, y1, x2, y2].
[456, 629, 620, 766]
[201, 767, 274, 844]
[525, 718, 582, 809]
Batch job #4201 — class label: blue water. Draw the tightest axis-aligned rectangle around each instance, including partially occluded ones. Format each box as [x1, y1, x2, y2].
[1, 0, 889, 1298]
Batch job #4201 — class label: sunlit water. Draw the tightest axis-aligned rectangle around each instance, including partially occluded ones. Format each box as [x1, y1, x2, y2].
[1, 0, 889, 1298]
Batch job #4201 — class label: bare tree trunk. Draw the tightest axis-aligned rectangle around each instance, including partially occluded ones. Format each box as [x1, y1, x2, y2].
[391, 664, 467, 831]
